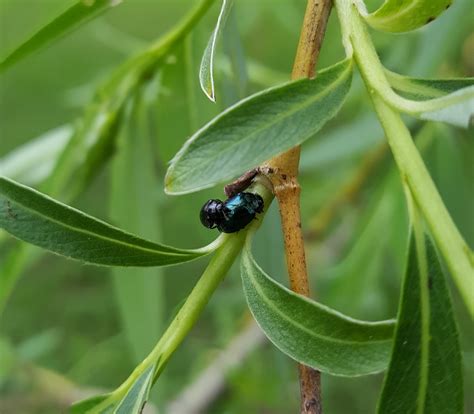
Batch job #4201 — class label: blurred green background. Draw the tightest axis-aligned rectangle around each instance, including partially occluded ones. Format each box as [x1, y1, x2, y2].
[0, 0, 473, 412]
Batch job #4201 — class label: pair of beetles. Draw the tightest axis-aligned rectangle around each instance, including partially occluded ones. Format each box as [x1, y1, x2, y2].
[200, 191, 264, 233]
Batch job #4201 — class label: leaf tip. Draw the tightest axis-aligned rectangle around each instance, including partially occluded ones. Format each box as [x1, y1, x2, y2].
[202, 85, 216, 103]
[163, 179, 174, 195]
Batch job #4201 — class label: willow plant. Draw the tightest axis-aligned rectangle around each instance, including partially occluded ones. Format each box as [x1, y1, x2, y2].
[0, 0, 472, 413]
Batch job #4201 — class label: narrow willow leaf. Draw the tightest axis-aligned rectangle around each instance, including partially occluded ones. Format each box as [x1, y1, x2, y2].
[412, 88, 473, 128]
[365, 0, 453, 33]
[387, 71, 474, 99]
[166, 59, 353, 194]
[156, 42, 198, 165]
[110, 95, 164, 364]
[241, 246, 395, 376]
[377, 235, 463, 413]
[44, 96, 126, 201]
[217, 57, 288, 88]
[221, 6, 248, 102]
[71, 365, 158, 413]
[0, 0, 121, 73]
[0, 243, 32, 314]
[199, 0, 234, 102]
[407, 0, 473, 76]
[0, 176, 210, 266]
[424, 240, 463, 412]
[0, 126, 71, 186]
[322, 172, 406, 317]
[430, 126, 474, 244]
[387, 71, 474, 128]
[70, 394, 112, 414]
[114, 364, 155, 414]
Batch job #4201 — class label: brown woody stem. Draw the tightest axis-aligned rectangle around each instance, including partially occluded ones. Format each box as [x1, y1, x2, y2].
[261, 1, 332, 413]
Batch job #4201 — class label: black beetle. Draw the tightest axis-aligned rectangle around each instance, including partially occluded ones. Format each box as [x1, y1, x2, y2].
[200, 192, 264, 233]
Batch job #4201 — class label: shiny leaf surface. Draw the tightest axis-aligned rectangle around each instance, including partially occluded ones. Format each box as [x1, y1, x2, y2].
[166, 59, 352, 194]
[241, 245, 395, 376]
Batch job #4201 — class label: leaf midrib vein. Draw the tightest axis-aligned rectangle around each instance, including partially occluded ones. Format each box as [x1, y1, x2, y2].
[2, 195, 197, 259]
[246, 260, 391, 346]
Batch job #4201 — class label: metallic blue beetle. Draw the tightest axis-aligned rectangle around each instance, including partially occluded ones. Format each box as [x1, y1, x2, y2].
[200, 192, 264, 233]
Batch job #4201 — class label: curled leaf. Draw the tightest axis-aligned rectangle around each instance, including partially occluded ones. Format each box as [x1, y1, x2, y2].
[241, 245, 395, 376]
[365, 0, 453, 33]
[0, 176, 213, 267]
[386, 71, 474, 128]
[199, 0, 234, 101]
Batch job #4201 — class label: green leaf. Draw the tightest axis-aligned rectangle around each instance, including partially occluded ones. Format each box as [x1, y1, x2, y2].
[240, 244, 395, 376]
[156, 40, 214, 165]
[387, 71, 474, 99]
[217, 57, 288, 89]
[428, 126, 474, 245]
[221, 5, 248, 103]
[43, 86, 127, 201]
[0, 125, 71, 186]
[114, 364, 156, 414]
[0, 337, 15, 387]
[166, 59, 353, 194]
[424, 243, 463, 412]
[365, 0, 453, 33]
[110, 94, 165, 365]
[386, 71, 474, 128]
[70, 394, 112, 414]
[406, 0, 473, 76]
[0, 0, 121, 73]
[377, 234, 463, 413]
[0, 241, 41, 315]
[0, 176, 210, 267]
[322, 172, 407, 318]
[199, 0, 234, 102]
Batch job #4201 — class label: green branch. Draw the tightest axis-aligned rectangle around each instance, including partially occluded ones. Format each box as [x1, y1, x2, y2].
[334, 0, 474, 316]
[89, 232, 244, 412]
[86, 183, 273, 412]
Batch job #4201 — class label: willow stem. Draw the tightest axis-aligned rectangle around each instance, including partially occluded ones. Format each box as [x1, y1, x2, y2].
[90, 233, 245, 413]
[262, 1, 332, 413]
[338, 2, 474, 316]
